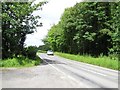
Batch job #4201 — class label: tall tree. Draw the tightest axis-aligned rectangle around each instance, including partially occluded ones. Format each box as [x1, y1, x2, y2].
[2, 1, 46, 59]
[44, 2, 119, 57]
[110, 2, 120, 60]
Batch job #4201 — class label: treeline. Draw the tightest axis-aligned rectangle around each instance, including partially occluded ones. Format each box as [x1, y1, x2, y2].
[44, 2, 120, 57]
[2, 1, 46, 59]
[38, 45, 50, 51]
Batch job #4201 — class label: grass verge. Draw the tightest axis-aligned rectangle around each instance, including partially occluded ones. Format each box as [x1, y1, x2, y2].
[37, 50, 46, 53]
[0, 56, 41, 68]
[55, 52, 119, 70]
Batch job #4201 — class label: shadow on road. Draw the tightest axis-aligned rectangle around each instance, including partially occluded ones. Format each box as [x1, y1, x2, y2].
[41, 59, 65, 65]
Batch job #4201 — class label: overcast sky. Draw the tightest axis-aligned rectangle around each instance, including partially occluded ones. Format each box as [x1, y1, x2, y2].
[24, 0, 83, 47]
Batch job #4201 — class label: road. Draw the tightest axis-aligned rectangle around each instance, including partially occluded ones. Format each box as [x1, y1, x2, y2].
[2, 53, 118, 88]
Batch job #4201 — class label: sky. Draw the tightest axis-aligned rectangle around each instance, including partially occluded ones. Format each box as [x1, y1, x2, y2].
[24, 0, 83, 47]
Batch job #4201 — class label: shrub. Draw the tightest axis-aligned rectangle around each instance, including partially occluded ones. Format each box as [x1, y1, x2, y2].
[26, 46, 38, 59]
[0, 56, 41, 67]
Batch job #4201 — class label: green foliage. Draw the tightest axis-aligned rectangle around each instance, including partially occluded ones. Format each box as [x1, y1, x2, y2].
[43, 23, 64, 52]
[38, 45, 50, 51]
[0, 56, 41, 67]
[25, 46, 38, 60]
[44, 2, 119, 58]
[2, 1, 47, 59]
[37, 50, 46, 53]
[55, 52, 119, 70]
[110, 2, 120, 59]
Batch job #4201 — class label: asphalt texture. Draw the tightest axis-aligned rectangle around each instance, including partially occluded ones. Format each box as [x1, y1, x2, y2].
[1, 53, 118, 88]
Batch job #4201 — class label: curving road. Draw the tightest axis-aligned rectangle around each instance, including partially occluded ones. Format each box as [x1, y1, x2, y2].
[39, 53, 118, 88]
[2, 53, 118, 88]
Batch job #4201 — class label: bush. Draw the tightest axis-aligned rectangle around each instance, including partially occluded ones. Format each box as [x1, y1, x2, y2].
[26, 46, 38, 60]
[37, 50, 46, 53]
[0, 56, 41, 67]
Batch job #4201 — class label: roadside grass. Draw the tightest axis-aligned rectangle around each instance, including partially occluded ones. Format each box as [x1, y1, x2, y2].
[55, 52, 119, 70]
[0, 56, 41, 68]
[37, 50, 46, 53]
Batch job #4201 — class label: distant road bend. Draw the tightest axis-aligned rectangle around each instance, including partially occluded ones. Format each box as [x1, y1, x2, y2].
[2, 53, 118, 88]
[39, 53, 118, 88]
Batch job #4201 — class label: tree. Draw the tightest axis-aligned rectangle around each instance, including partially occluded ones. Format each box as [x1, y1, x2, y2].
[110, 2, 120, 60]
[43, 23, 64, 52]
[2, 1, 47, 59]
[44, 2, 119, 57]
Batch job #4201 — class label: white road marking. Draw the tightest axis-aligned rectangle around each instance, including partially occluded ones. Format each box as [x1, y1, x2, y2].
[80, 67, 107, 76]
[80, 68, 117, 80]
[54, 55, 118, 78]
[40, 54, 118, 80]
[56, 55, 118, 73]
[42, 58, 89, 88]
[42, 55, 106, 77]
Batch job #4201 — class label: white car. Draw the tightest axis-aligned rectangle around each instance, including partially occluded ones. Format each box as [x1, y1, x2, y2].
[47, 50, 54, 55]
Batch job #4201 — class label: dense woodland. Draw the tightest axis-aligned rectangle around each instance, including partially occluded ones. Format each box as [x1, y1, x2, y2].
[1, 1, 120, 60]
[43, 2, 120, 58]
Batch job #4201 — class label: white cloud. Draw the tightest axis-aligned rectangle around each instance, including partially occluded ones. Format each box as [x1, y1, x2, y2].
[25, 0, 83, 47]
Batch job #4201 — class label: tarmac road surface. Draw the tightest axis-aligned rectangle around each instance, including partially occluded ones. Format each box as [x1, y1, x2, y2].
[1, 53, 118, 88]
